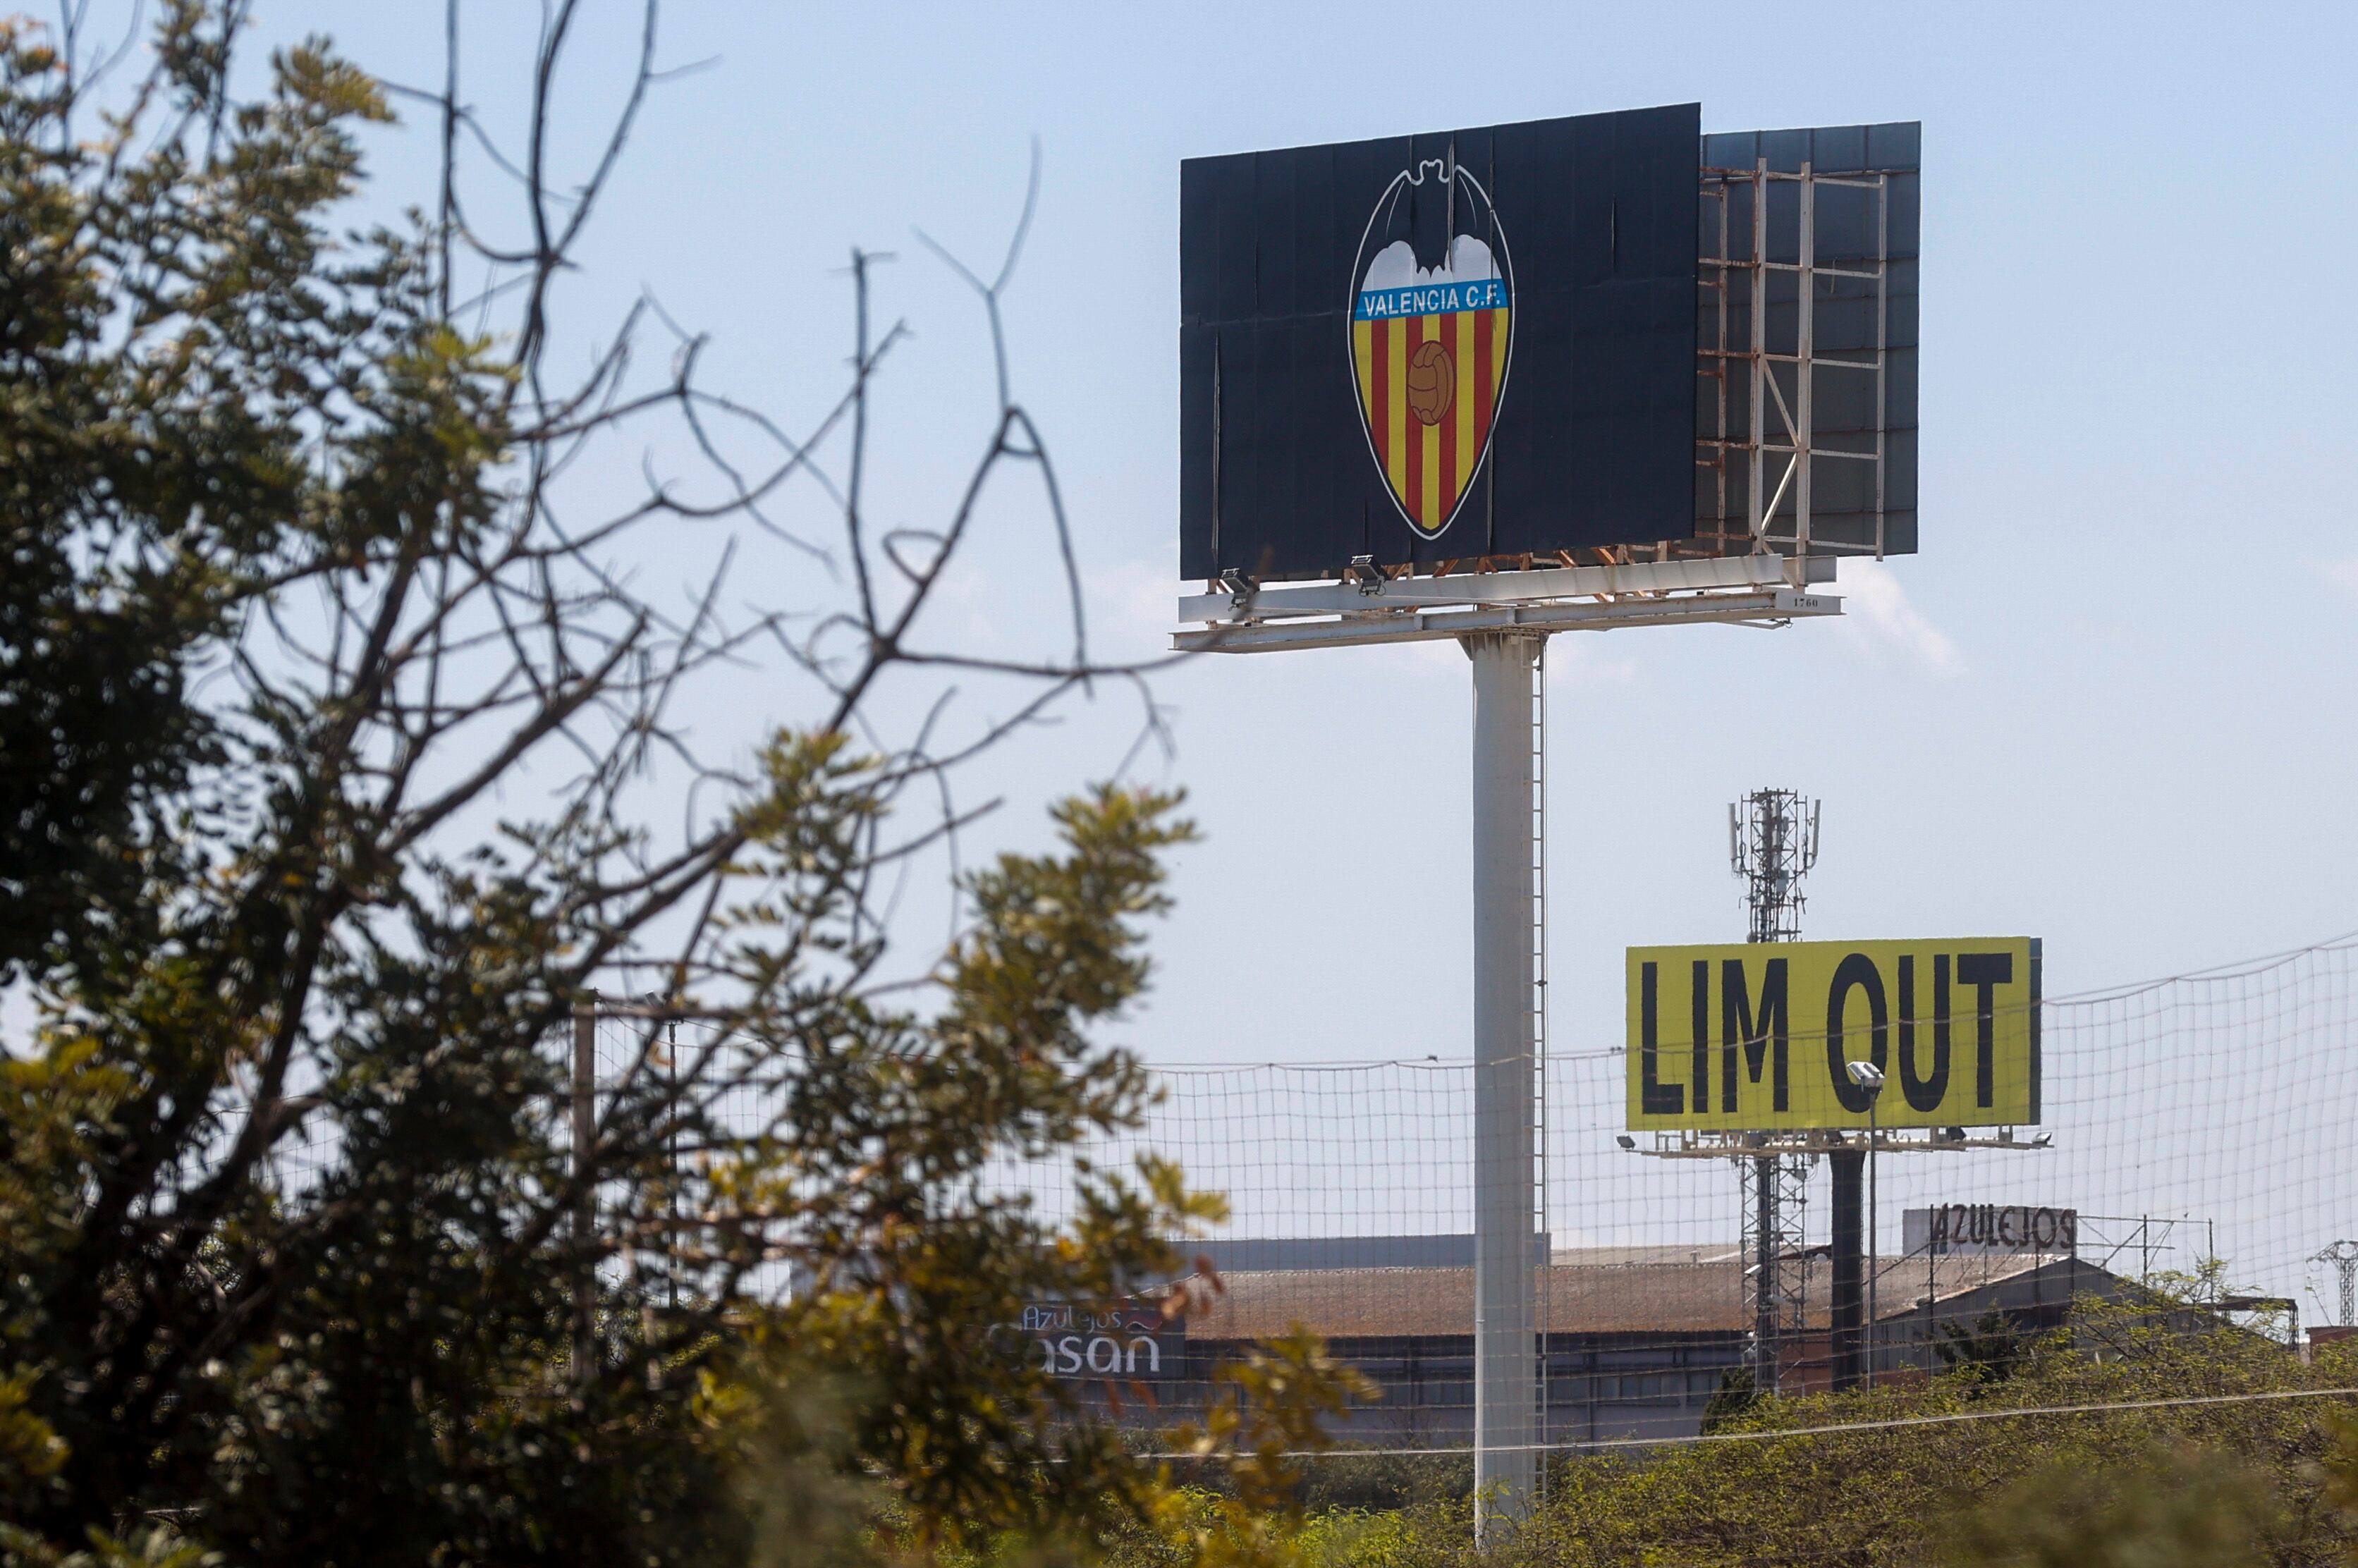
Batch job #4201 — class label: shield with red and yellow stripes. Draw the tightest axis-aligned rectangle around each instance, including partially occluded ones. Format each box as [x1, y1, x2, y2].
[1348, 161, 1515, 540]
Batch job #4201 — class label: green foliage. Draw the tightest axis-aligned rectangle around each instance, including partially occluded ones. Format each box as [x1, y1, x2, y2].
[1, 5, 447, 989]
[1135, 1306, 2358, 1568]
[1164, 1332, 1381, 1568]
[0, 7, 1355, 1564]
[1700, 1361, 1761, 1433]
[1089, 1334, 1378, 1568]
[1934, 1309, 2027, 1386]
[1938, 1442, 2286, 1568]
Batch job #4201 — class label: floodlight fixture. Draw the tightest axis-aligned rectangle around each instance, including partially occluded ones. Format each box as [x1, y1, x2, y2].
[1615, 1134, 1637, 1151]
[1845, 1060, 1886, 1092]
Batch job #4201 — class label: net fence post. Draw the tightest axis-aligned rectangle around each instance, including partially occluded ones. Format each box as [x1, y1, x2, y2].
[573, 993, 597, 1392]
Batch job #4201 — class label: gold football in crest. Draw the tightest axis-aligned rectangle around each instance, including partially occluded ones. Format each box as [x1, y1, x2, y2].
[1405, 341, 1455, 426]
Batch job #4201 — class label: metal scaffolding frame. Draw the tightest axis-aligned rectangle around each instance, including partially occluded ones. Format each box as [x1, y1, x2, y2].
[1697, 159, 1895, 558]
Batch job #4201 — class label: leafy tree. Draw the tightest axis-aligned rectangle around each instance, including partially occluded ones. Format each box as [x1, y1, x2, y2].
[1934, 1309, 2028, 1387]
[1938, 1442, 2287, 1568]
[1109, 1335, 1380, 1568]
[1226, 1301, 2358, 1568]
[0, 5, 1349, 1563]
[1700, 1361, 1761, 1433]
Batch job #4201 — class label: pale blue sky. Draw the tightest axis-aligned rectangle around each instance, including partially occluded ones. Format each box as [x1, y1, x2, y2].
[218, 0, 2358, 1077]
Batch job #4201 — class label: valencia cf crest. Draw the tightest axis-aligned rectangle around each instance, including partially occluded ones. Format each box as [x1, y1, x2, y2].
[1348, 157, 1514, 539]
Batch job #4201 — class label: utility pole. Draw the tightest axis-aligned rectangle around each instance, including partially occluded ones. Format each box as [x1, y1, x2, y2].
[1731, 790, 1821, 1392]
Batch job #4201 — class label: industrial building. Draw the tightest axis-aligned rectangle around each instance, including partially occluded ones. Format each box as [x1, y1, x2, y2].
[1035, 1236, 2142, 1443]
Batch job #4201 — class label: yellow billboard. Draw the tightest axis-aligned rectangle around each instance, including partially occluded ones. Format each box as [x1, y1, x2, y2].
[1624, 938, 2041, 1132]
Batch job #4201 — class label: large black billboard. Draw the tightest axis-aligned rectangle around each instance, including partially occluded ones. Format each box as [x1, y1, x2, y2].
[1179, 104, 1700, 583]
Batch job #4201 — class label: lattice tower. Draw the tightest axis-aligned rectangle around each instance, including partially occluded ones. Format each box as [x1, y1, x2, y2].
[1731, 788, 1821, 944]
[2316, 1240, 2358, 1328]
[1732, 789, 1822, 1391]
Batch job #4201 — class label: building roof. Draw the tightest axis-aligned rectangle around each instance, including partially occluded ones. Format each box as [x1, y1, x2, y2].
[1184, 1250, 2084, 1341]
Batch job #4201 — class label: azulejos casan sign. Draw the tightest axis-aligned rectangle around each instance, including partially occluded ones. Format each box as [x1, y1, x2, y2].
[1902, 1204, 2077, 1257]
[1010, 1304, 1174, 1380]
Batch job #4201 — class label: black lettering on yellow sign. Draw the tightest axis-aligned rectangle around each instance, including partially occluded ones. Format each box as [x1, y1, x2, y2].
[1625, 938, 2041, 1132]
[1826, 952, 1886, 1115]
[1721, 957, 1787, 1113]
[1638, 960, 1679, 1115]
[1897, 955, 1948, 1112]
[1690, 960, 1709, 1115]
[1957, 951, 2013, 1108]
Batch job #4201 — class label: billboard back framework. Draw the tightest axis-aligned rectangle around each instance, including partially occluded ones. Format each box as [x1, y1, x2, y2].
[1696, 122, 1921, 560]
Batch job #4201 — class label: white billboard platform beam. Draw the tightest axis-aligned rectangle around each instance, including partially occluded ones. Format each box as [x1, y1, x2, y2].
[1173, 587, 1840, 655]
[1178, 551, 1833, 626]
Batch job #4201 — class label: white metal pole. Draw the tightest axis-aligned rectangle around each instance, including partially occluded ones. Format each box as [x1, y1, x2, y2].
[1466, 632, 1540, 1537]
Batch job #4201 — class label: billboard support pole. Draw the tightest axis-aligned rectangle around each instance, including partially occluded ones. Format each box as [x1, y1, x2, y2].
[1466, 631, 1543, 1538]
[1867, 1098, 1880, 1385]
[1829, 1146, 1864, 1391]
